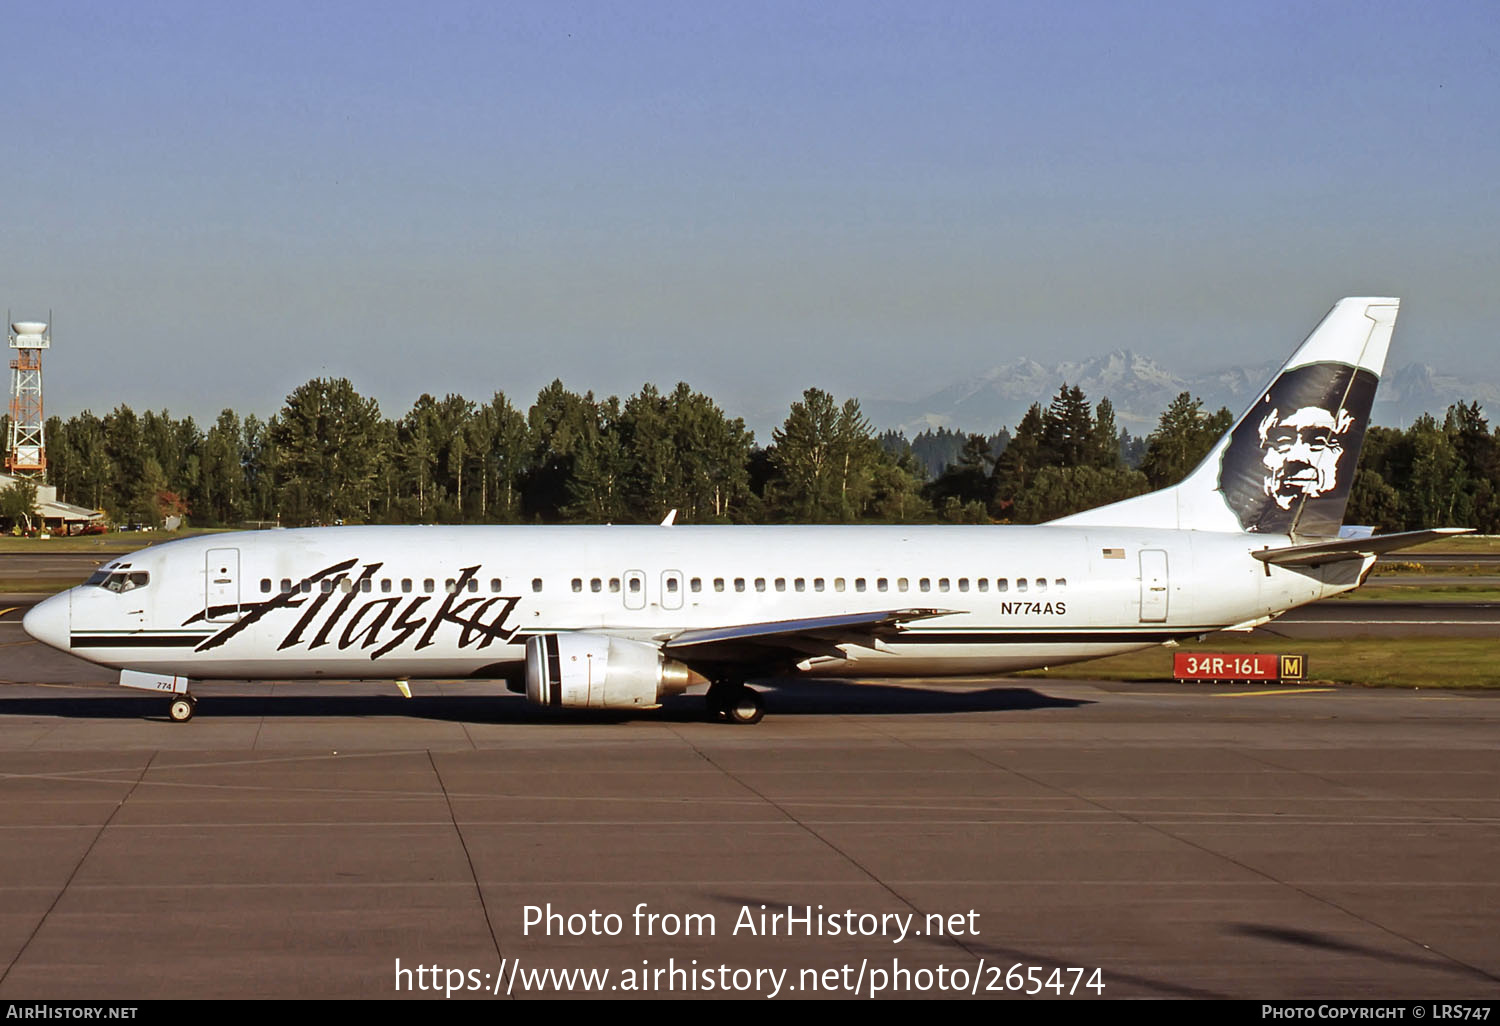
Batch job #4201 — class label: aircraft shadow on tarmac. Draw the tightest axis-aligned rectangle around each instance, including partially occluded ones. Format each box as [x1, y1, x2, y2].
[1230, 924, 1500, 983]
[0, 678, 1088, 722]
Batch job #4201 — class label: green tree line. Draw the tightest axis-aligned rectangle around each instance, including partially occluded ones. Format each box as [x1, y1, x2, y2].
[14, 380, 1498, 531]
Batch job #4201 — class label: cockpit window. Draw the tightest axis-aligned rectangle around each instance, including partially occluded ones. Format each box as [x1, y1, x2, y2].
[87, 571, 150, 592]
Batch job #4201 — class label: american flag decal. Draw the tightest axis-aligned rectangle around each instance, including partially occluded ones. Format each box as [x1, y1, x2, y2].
[1102, 547, 1125, 559]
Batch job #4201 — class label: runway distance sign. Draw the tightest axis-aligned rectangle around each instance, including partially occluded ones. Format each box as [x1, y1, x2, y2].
[1173, 652, 1307, 682]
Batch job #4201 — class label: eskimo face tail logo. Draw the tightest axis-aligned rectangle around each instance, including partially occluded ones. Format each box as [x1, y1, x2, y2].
[1257, 404, 1354, 509]
[1218, 362, 1378, 536]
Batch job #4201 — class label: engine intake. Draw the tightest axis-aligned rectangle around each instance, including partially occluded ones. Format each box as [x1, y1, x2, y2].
[525, 633, 695, 710]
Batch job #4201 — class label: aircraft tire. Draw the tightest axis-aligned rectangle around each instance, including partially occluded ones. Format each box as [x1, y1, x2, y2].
[168, 697, 195, 723]
[705, 682, 735, 721]
[726, 689, 764, 726]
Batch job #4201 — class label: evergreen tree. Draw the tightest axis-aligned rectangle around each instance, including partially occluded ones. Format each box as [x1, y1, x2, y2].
[1012, 465, 1149, 523]
[523, 381, 603, 521]
[1140, 393, 1229, 488]
[241, 414, 278, 523]
[471, 392, 529, 522]
[1041, 383, 1093, 467]
[926, 433, 994, 510]
[991, 403, 1046, 516]
[767, 389, 881, 522]
[1091, 397, 1122, 469]
[197, 410, 245, 525]
[271, 378, 384, 525]
[564, 396, 631, 523]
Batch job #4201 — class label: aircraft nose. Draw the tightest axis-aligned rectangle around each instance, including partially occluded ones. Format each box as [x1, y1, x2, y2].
[22, 593, 69, 651]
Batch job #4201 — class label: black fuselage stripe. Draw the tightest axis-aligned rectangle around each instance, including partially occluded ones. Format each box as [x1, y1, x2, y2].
[895, 631, 1203, 645]
[68, 629, 1205, 652]
[72, 635, 213, 648]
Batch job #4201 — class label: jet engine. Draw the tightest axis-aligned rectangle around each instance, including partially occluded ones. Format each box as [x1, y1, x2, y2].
[524, 633, 695, 710]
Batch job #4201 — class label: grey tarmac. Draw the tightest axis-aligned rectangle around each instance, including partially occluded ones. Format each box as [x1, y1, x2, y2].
[0, 607, 1497, 1000]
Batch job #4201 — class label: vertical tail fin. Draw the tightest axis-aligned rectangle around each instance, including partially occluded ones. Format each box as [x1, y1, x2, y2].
[1054, 297, 1398, 537]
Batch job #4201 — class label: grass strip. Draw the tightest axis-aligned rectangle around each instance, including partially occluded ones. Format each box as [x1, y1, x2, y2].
[1021, 636, 1500, 688]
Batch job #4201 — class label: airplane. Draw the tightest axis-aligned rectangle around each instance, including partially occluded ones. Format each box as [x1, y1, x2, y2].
[21, 297, 1467, 724]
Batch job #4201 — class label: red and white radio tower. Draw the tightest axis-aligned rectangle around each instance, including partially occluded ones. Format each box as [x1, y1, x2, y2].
[6, 317, 50, 478]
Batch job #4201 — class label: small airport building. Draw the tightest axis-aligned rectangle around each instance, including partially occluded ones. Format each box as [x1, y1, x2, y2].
[0, 470, 105, 534]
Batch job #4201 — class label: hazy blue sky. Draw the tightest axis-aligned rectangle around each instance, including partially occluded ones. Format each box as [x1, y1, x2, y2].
[6, 1, 1498, 437]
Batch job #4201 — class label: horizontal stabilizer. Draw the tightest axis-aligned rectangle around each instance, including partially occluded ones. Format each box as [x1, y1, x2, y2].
[1251, 528, 1473, 567]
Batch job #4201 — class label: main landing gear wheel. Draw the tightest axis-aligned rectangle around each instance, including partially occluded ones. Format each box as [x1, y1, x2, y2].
[726, 689, 764, 726]
[168, 695, 197, 723]
[706, 682, 764, 725]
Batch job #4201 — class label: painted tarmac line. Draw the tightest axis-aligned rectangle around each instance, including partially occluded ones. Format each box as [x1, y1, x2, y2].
[1294, 618, 1500, 625]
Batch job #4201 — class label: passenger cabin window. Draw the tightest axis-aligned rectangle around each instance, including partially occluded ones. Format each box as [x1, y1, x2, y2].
[833, 578, 844, 592]
[996, 579, 1008, 592]
[666, 578, 679, 594]
[533, 578, 544, 593]
[423, 579, 435, 593]
[1055, 578, 1067, 590]
[571, 578, 583, 593]
[1036, 578, 1047, 593]
[628, 578, 640, 594]
[958, 578, 968, 592]
[877, 578, 888, 592]
[939, 578, 950, 592]
[714, 578, 725, 592]
[609, 578, 621, 593]
[260, 578, 271, 594]
[755, 578, 766, 592]
[775, 578, 785, 592]
[490, 578, 502, 593]
[977, 579, 989, 592]
[897, 578, 909, 592]
[591, 578, 602, 593]
[795, 578, 806, 592]
[281, 579, 293, 594]
[380, 579, 392, 594]
[1017, 578, 1028, 592]
[402, 579, 413, 593]
[813, 578, 824, 592]
[444, 579, 457, 595]
[690, 578, 701, 593]
[919, 578, 930, 592]
[734, 578, 745, 593]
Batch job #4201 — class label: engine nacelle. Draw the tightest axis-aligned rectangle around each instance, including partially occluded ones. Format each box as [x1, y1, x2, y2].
[524, 633, 695, 710]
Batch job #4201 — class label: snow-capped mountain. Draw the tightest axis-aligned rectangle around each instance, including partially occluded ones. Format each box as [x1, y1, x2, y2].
[864, 351, 1498, 438]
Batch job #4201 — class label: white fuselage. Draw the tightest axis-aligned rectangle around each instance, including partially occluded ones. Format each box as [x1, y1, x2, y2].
[33, 524, 1364, 682]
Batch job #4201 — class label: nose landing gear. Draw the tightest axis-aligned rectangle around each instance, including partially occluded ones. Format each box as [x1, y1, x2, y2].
[168, 694, 198, 722]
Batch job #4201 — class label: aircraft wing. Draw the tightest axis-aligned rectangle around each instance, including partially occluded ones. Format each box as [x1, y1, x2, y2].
[662, 608, 960, 667]
[1251, 528, 1473, 567]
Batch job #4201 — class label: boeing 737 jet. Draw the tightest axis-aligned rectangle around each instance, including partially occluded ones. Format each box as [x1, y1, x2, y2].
[22, 298, 1465, 723]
